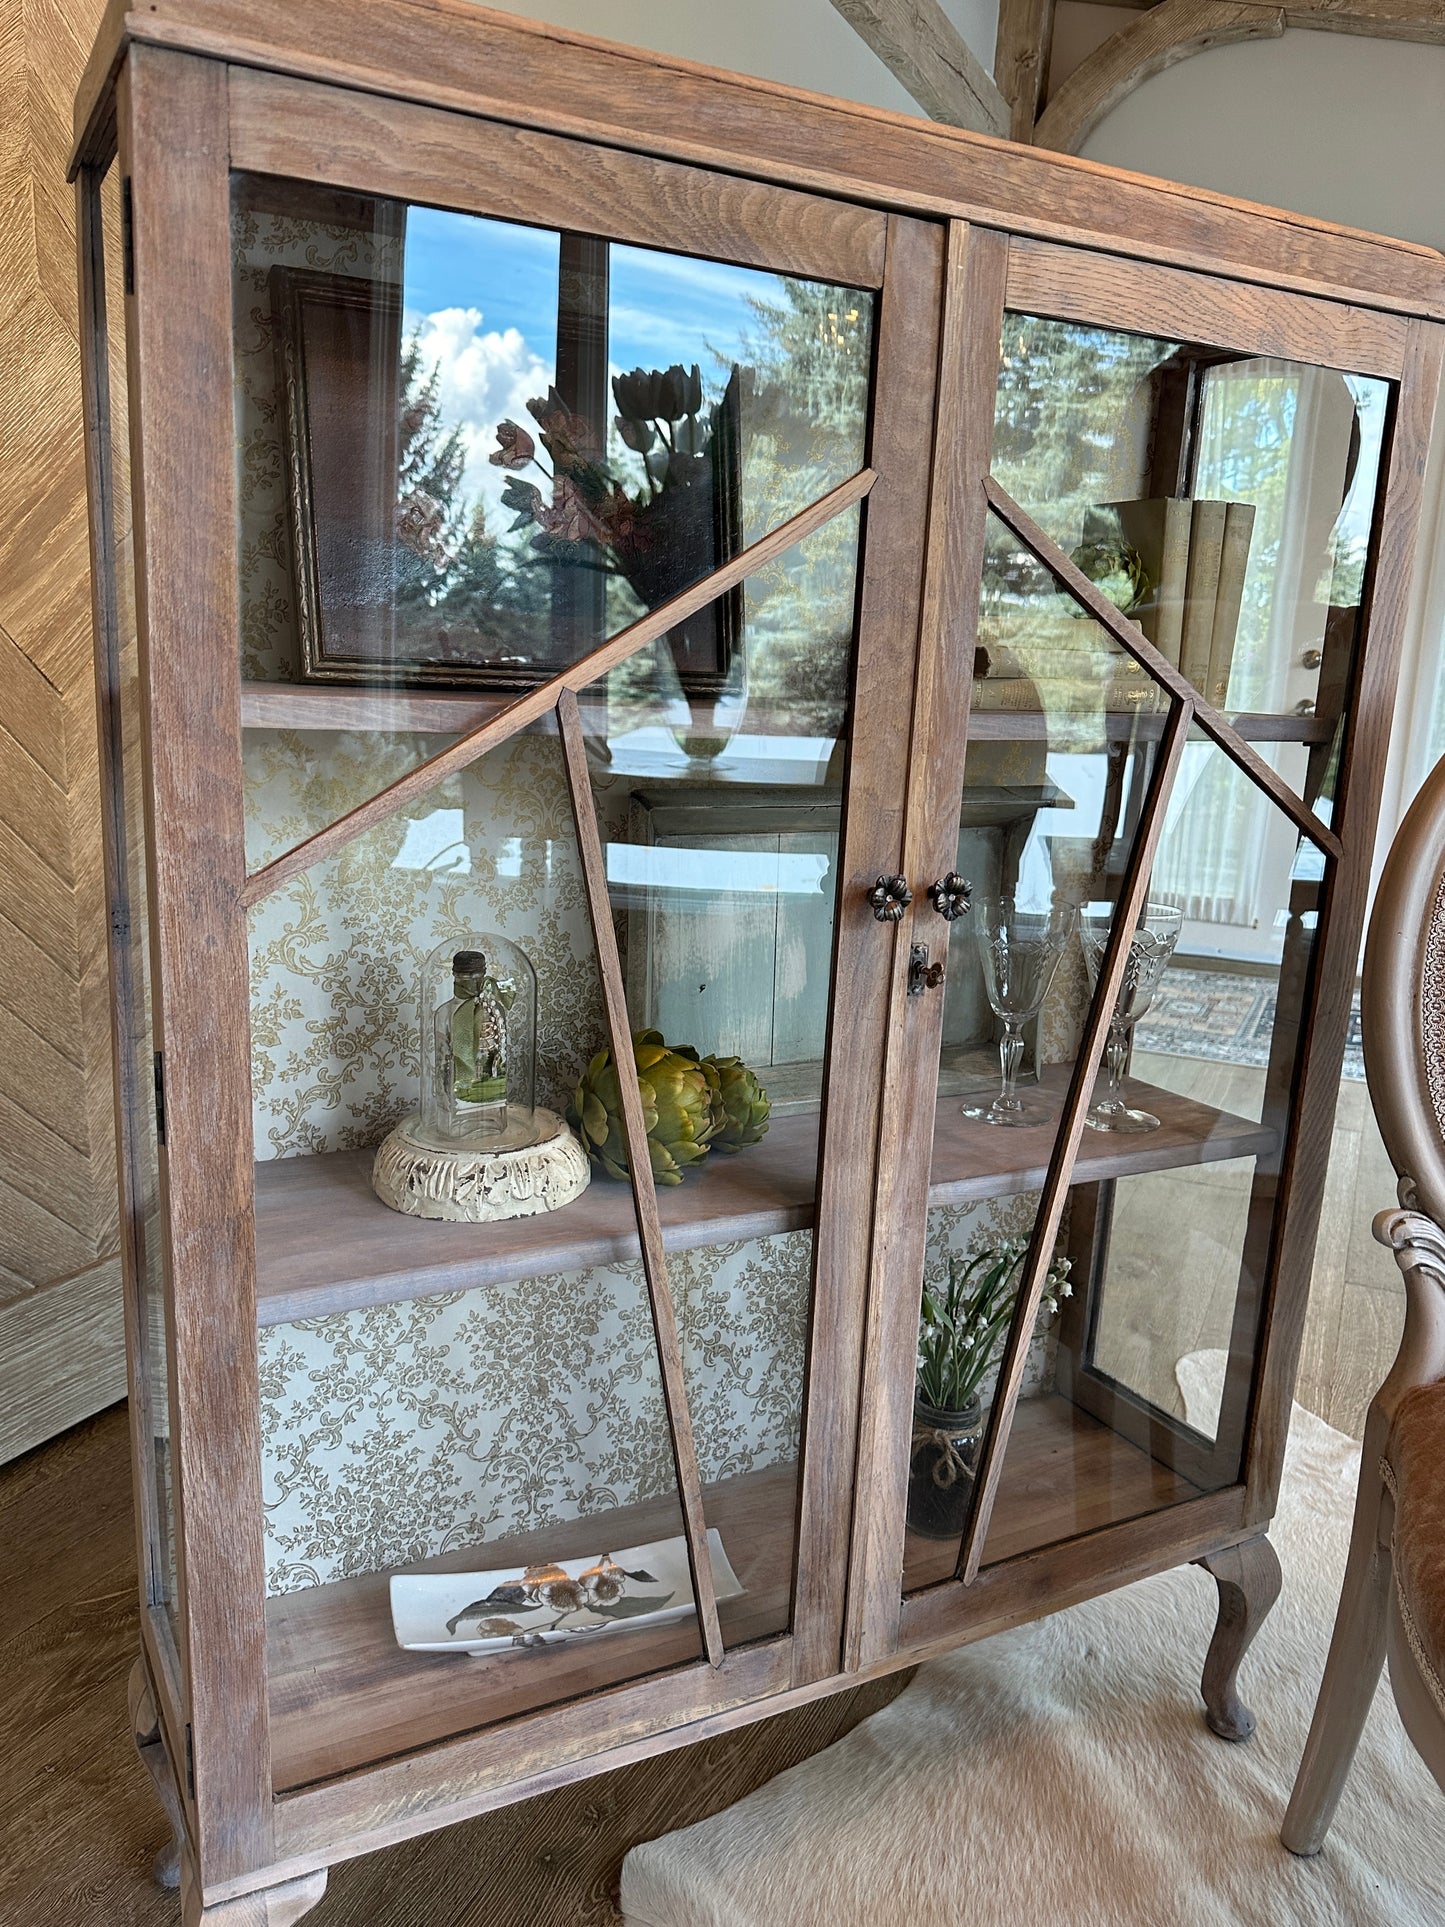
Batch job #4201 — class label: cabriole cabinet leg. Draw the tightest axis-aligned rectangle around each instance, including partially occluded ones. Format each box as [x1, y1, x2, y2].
[127, 1657, 183, 1890]
[181, 1863, 329, 1927]
[1193, 1535, 1283, 1742]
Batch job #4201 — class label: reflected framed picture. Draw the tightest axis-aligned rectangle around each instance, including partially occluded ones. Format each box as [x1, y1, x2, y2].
[271, 267, 406, 683]
[270, 262, 742, 692]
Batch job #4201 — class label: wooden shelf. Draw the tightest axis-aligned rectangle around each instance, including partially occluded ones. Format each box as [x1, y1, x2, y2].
[902, 1396, 1199, 1594]
[265, 1393, 1199, 1791]
[966, 707, 1333, 745]
[253, 1072, 1275, 1327]
[240, 680, 1332, 749]
[267, 1462, 796, 1792]
[241, 680, 518, 735]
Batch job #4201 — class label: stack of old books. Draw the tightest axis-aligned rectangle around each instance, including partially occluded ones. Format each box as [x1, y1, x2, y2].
[975, 496, 1255, 716]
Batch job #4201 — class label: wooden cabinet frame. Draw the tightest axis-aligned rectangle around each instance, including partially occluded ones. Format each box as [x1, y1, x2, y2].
[72, 4, 1444, 1917]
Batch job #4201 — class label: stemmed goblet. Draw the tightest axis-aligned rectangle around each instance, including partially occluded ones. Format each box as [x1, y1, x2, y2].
[1079, 900, 1184, 1133]
[961, 896, 1075, 1128]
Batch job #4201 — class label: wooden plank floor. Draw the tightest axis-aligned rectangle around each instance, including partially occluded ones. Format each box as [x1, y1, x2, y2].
[0, 1405, 908, 1926]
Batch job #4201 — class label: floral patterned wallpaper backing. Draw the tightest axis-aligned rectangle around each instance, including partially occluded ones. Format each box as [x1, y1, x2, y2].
[260, 1201, 1054, 1595]
[237, 199, 1069, 1599]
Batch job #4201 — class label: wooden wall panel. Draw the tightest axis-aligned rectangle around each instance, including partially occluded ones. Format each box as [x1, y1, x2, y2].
[0, 0, 124, 1461]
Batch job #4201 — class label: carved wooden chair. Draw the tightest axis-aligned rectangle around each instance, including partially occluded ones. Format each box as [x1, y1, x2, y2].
[1282, 751, 1445, 1854]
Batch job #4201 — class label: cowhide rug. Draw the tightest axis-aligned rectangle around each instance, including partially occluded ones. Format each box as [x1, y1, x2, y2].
[621, 1353, 1445, 1926]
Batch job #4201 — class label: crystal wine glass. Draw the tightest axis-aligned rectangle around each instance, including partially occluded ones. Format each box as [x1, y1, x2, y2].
[1079, 900, 1184, 1133]
[961, 897, 1075, 1129]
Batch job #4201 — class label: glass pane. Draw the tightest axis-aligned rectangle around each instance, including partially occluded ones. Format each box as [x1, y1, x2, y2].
[252, 735, 711, 1789]
[232, 173, 873, 868]
[989, 314, 1389, 826]
[902, 514, 1173, 1592]
[235, 157, 879, 1770]
[569, 506, 865, 1645]
[101, 165, 179, 1632]
[971, 732, 1321, 1567]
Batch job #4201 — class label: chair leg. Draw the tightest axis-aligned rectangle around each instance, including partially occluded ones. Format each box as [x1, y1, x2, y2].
[1281, 1450, 1393, 1856]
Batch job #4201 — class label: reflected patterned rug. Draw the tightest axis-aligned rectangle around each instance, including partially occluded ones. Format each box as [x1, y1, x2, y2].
[1136, 972, 1366, 1079]
[620, 1353, 1445, 1927]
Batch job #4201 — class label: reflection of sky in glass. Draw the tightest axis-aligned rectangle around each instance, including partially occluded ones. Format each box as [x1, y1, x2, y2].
[609, 244, 766, 389]
[404, 212, 562, 364]
[401, 206, 777, 536]
[401, 210, 559, 538]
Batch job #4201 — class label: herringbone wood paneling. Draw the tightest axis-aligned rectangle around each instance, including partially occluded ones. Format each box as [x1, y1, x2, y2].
[0, 0, 126, 1461]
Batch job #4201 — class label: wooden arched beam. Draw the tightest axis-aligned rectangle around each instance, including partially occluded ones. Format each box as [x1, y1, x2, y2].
[1034, 0, 1286, 154]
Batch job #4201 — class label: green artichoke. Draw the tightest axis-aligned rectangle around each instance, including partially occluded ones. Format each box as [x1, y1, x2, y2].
[703, 1054, 771, 1152]
[1067, 537, 1149, 617]
[568, 1029, 721, 1186]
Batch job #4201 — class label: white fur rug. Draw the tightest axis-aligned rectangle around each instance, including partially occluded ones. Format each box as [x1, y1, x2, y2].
[621, 1354, 1445, 1927]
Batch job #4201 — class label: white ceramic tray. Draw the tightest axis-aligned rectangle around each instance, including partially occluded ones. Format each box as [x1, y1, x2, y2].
[390, 1527, 743, 1656]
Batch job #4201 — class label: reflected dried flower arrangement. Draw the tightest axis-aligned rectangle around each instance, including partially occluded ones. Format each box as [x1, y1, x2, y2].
[489, 361, 740, 615]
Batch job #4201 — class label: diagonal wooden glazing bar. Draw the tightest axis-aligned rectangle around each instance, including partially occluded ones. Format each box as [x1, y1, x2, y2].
[982, 475, 1344, 863]
[555, 686, 724, 1668]
[239, 467, 876, 907]
[955, 695, 1196, 1586]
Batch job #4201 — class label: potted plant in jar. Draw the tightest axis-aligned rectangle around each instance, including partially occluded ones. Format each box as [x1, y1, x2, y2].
[908, 1238, 1073, 1540]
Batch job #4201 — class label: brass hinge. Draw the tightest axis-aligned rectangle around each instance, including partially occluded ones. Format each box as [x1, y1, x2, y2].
[122, 176, 135, 295]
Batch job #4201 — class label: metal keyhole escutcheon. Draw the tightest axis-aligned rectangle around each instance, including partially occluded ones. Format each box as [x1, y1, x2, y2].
[868, 874, 912, 922]
[908, 944, 945, 997]
[927, 872, 973, 922]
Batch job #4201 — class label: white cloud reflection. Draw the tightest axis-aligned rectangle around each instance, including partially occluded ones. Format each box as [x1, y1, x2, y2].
[405, 305, 549, 529]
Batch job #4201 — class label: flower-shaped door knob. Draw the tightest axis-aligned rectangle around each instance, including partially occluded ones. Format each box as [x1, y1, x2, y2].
[868, 875, 913, 923]
[927, 873, 973, 922]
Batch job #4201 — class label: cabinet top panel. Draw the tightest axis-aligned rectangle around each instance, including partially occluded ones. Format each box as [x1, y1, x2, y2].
[74, 0, 1445, 321]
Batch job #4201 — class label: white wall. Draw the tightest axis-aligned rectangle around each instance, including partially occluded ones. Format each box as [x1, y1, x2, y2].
[1063, 25, 1445, 874]
[1075, 30, 1445, 249]
[471, 0, 999, 118]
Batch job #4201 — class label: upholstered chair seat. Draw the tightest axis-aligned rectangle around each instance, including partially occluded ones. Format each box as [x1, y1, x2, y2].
[1387, 1382, 1445, 1717]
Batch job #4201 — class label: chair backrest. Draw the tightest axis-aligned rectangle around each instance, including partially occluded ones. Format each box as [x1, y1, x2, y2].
[1363, 748, 1445, 1227]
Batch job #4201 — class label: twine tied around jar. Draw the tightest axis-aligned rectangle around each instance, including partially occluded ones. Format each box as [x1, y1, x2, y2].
[911, 1418, 976, 1490]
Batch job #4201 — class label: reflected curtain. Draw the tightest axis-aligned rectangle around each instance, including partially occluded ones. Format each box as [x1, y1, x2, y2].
[1153, 359, 1357, 933]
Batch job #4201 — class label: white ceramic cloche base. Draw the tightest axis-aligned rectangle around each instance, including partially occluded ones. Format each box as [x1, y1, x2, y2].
[371, 1106, 590, 1222]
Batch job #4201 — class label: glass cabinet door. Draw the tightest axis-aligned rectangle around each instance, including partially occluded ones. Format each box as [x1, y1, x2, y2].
[231, 166, 891, 1788]
[85, 159, 184, 1691]
[873, 247, 1395, 1638]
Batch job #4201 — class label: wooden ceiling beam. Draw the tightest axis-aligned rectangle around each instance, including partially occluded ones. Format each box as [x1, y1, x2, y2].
[1281, 0, 1445, 44]
[829, 0, 1010, 133]
[1071, 0, 1445, 30]
[1021, 0, 1445, 155]
[995, 0, 1057, 139]
[1035, 0, 1284, 152]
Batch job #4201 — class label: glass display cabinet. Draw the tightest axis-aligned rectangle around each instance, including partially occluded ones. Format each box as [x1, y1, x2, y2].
[73, 2, 1444, 1918]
